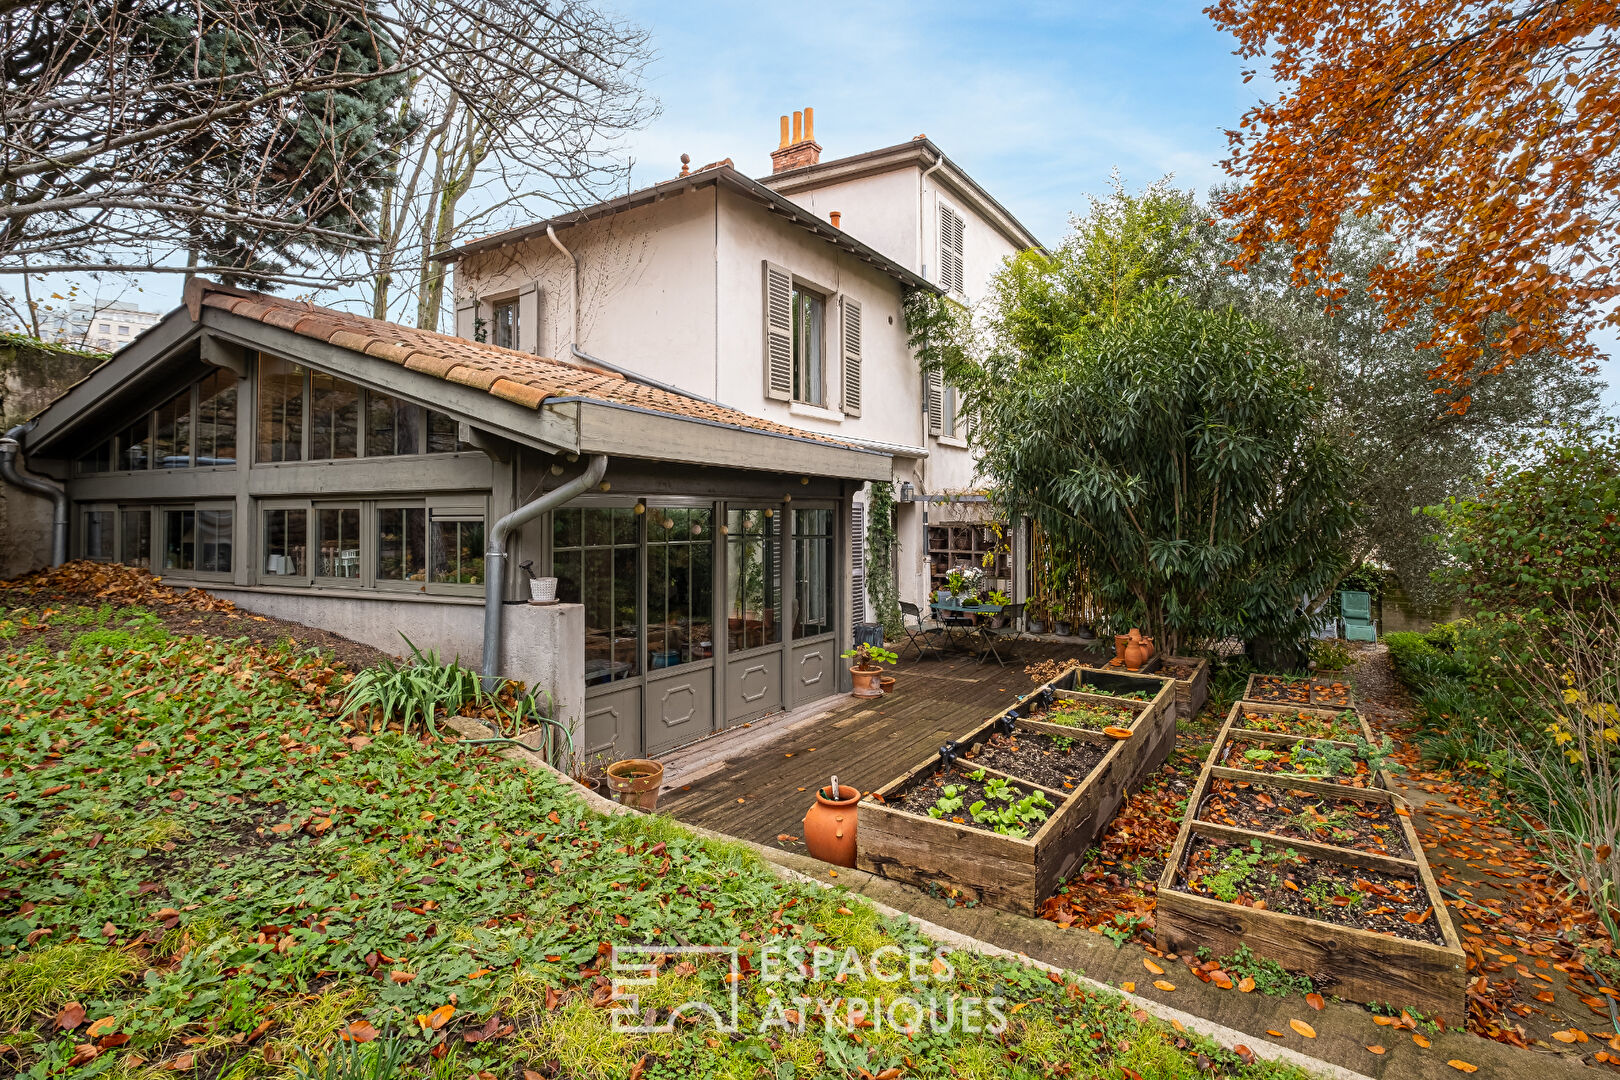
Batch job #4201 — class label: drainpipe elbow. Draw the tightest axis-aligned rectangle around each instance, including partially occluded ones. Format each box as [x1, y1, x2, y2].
[0, 424, 69, 566]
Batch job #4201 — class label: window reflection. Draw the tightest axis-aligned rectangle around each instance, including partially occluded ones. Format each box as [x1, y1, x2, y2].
[555, 507, 641, 685]
[647, 507, 713, 669]
[257, 355, 304, 462]
[120, 509, 151, 570]
[118, 417, 150, 471]
[794, 508, 834, 638]
[310, 371, 359, 460]
[377, 507, 426, 582]
[727, 507, 781, 650]
[263, 508, 307, 577]
[430, 517, 485, 584]
[317, 507, 361, 578]
[366, 393, 420, 456]
[154, 389, 191, 468]
[196, 369, 237, 465]
[83, 511, 114, 561]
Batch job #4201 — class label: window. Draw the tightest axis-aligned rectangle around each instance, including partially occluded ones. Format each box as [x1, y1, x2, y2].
[83, 510, 115, 562]
[77, 440, 112, 475]
[938, 204, 965, 294]
[941, 383, 959, 438]
[426, 410, 466, 454]
[366, 393, 421, 456]
[117, 325, 130, 336]
[793, 508, 835, 638]
[98, 323, 110, 334]
[118, 416, 151, 471]
[376, 506, 426, 583]
[791, 285, 825, 406]
[154, 388, 191, 468]
[164, 508, 232, 574]
[491, 300, 518, 350]
[317, 507, 362, 579]
[257, 354, 305, 462]
[263, 508, 308, 578]
[429, 510, 484, 585]
[647, 506, 714, 669]
[726, 507, 781, 650]
[196, 369, 237, 465]
[121, 509, 151, 569]
[554, 507, 641, 685]
[309, 371, 360, 460]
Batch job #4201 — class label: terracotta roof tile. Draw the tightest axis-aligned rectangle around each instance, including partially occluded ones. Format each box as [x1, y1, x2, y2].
[198, 285, 856, 449]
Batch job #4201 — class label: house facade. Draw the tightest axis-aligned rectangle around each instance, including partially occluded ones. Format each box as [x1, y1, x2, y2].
[441, 112, 1042, 619]
[7, 280, 892, 765]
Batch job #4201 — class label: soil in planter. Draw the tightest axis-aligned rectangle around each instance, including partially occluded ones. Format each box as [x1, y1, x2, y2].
[1158, 658, 1203, 680]
[964, 729, 1108, 794]
[1219, 735, 1379, 787]
[1230, 707, 1363, 742]
[1176, 834, 1443, 944]
[889, 765, 1058, 839]
[1035, 698, 1138, 728]
[1197, 777, 1413, 859]
[1248, 674, 1353, 708]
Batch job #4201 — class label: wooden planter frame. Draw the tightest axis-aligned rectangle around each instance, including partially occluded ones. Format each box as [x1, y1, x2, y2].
[1156, 700, 1464, 1017]
[1242, 673, 1356, 710]
[1079, 655, 1210, 719]
[856, 666, 1178, 915]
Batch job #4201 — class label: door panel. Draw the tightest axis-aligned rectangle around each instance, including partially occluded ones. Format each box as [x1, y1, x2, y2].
[791, 638, 836, 707]
[583, 683, 642, 762]
[725, 650, 782, 723]
[644, 662, 715, 757]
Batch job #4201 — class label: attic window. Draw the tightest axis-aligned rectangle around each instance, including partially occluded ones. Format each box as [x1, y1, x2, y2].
[491, 300, 518, 350]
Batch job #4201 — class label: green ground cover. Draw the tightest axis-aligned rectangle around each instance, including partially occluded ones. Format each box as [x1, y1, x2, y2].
[0, 600, 1314, 1079]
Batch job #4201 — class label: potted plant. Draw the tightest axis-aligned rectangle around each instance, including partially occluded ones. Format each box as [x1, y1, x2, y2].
[987, 589, 1011, 627]
[841, 642, 898, 698]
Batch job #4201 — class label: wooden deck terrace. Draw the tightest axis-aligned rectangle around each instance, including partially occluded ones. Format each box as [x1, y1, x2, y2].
[658, 638, 1110, 845]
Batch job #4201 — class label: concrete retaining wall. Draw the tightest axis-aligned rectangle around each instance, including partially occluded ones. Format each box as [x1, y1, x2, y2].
[209, 587, 585, 758]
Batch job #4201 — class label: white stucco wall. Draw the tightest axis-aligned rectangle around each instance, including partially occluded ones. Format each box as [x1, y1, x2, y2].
[770, 168, 923, 277]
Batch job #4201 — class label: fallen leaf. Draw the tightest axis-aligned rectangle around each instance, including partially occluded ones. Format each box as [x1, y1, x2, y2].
[1152, 980, 1176, 992]
[1233, 1044, 1255, 1064]
[1143, 958, 1165, 975]
[1121, 981, 1136, 993]
[1551, 1029, 1578, 1043]
[389, 970, 417, 984]
[343, 1020, 379, 1043]
[1289, 1019, 1316, 1038]
[425, 1003, 454, 1030]
[1266, 1029, 1285, 1037]
[1367, 1045, 1386, 1055]
[1305, 992, 1324, 1010]
[1447, 1062, 1478, 1073]
[1238, 976, 1256, 993]
[1413, 1033, 1431, 1048]
[87, 1016, 118, 1037]
[67, 1044, 101, 1067]
[56, 1002, 86, 1030]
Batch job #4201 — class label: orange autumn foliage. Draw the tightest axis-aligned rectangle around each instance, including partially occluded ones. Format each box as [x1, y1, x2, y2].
[1208, 0, 1620, 410]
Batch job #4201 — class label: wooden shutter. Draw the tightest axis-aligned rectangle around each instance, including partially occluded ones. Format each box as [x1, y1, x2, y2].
[763, 261, 793, 401]
[938, 205, 965, 293]
[517, 284, 541, 354]
[926, 367, 945, 436]
[840, 296, 862, 417]
[454, 298, 478, 341]
[850, 500, 867, 626]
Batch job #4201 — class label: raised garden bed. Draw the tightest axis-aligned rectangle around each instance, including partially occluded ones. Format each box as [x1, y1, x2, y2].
[1081, 655, 1209, 718]
[856, 666, 1178, 914]
[1242, 673, 1355, 709]
[1156, 699, 1465, 1017]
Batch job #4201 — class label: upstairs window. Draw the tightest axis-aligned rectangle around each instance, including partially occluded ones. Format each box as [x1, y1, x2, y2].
[791, 285, 825, 407]
[309, 370, 360, 460]
[938, 204, 965, 294]
[491, 299, 518, 350]
[257, 355, 305, 462]
[154, 388, 191, 468]
[196, 369, 237, 465]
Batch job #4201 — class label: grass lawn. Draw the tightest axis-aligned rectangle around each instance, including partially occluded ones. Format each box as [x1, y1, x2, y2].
[0, 593, 1318, 1080]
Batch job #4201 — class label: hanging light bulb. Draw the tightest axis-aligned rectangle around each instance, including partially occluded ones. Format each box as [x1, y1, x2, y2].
[661, 517, 675, 530]
[634, 500, 646, 515]
[549, 463, 564, 476]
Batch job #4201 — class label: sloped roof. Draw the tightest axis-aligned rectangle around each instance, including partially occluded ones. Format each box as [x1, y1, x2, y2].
[191, 282, 856, 448]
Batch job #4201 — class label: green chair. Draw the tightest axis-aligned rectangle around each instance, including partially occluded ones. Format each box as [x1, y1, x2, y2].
[1340, 590, 1377, 643]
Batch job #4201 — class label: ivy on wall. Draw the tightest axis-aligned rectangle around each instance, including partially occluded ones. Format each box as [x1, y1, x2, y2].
[866, 480, 903, 639]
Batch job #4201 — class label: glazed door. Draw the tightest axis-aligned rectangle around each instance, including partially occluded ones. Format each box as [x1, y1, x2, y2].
[723, 505, 784, 724]
[790, 506, 839, 707]
[643, 505, 716, 757]
[555, 505, 644, 762]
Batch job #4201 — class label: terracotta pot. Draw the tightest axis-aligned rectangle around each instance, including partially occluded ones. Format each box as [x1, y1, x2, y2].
[605, 758, 664, 811]
[879, 674, 897, 694]
[803, 783, 860, 867]
[1123, 640, 1148, 671]
[1141, 636, 1156, 661]
[1114, 634, 1130, 662]
[851, 666, 884, 698]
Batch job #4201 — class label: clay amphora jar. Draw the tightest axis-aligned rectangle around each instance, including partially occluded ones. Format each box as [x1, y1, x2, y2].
[1123, 639, 1148, 671]
[803, 783, 859, 867]
[1114, 634, 1130, 662]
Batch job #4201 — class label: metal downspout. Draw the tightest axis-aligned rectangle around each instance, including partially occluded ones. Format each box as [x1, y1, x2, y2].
[0, 424, 68, 566]
[546, 224, 580, 347]
[481, 454, 608, 688]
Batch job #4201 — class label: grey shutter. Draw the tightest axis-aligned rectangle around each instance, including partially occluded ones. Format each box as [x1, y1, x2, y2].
[840, 296, 862, 417]
[763, 261, 793, 401]
[517, 284, 541, 354]
[850, 500, 867, 627]
[938, 206, 965, 293]
[454, 298, 477, 341]
[926, 367, 945, 436]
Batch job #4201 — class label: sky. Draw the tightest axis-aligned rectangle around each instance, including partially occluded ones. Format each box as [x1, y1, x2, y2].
[4, 0, 1616, 410]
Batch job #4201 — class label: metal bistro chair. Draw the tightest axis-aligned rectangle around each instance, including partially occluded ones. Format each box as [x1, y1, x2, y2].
[898, 601, 944, 660]
[933, 591, 978, 652]
[977, 602, 1027, 666]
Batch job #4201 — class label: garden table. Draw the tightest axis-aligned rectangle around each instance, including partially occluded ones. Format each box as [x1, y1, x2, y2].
[931, 599, 1003, 658]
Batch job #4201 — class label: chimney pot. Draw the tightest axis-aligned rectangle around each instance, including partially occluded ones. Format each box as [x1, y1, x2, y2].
[779, 115, 790, 148]
[770, 107, 823, 173]
[792, 110, 802, 144]
[829, 210, 841, 229]
[804, 106, 814, 142]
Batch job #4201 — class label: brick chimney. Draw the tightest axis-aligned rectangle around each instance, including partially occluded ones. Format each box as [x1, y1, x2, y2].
[770, 108, 821, 173]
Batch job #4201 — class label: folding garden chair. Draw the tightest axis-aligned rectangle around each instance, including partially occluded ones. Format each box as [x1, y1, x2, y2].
[1340, 590, 1378, 643]
[898, 601, 944, 660]
[977, 602, 1026, 666]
